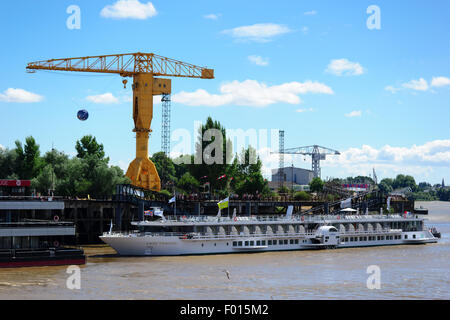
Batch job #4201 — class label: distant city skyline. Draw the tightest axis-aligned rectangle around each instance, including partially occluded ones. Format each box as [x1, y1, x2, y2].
[0, 0, 449, 185]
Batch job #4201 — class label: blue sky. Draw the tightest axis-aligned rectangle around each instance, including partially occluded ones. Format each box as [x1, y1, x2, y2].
[0, 0, 449, 184]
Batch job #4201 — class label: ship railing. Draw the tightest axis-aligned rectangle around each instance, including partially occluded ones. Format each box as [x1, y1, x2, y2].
[341, 228, 403, 235]
[104, 231, 317, 239]
[163, 213, 417, 224]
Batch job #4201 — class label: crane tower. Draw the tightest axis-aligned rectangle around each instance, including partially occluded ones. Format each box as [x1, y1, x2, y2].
[26, 52, 214, 191]
[278, 145, 340, 179]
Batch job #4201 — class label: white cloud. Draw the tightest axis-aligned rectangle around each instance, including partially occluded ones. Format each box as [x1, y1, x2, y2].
[387, 76, 449, 93]
[248, 55, 269, 66]
[301, 26, 309, 34]
[325, 140, 450, 178]
[345, 110, 362, 117]
[304, 10, 317, 15]
[295, 108, 314, 113]
[173, 79, 333, 107]
[0, 144, 4, 150]
[100, 0, 157, 19]
[222, 23, 291, 42]
[86, 93, 119, 104]
[402, 78, 428, 91]
[326, 59, 364, 76]
[431, 76, 450, 88]
[385, 85, 400, 94]
[255, 140, 450, 183]
[204, 13, 220, 20]
[0, 88, 43, 103]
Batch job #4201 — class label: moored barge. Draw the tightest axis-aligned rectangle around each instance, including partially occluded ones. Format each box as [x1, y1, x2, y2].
[0, 220, 85, 268]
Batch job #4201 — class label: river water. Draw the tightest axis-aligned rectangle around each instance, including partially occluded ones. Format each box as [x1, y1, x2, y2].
[0, 201, 449, 300]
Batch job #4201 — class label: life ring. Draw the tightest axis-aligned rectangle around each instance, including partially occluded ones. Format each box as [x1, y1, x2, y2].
[182, 215, 187, 220]
[301, 216, 305, 222]
[234, 217, 237, 222]
[182, 234, 188, 240]
[53, 240, 59, 247]
[53, 215, 59, 222]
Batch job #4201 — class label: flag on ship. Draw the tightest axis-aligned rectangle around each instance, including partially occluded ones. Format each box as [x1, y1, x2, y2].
[168, 196, 176, 204]
[218, 197, 229, 209]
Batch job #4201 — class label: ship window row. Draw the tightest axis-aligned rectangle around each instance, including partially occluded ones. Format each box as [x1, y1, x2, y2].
[233, 239, 304, 247]
[343, 235, 401, 242]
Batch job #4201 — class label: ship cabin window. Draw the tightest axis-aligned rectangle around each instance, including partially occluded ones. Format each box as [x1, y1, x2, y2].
[233, 241, 237, 246]
[250, 241, 254, 246]
[238, 241, 242, 246]
[329, 227, 338, 233]
[268, 240, 272, 245]
[284, 240, 288, 245]
[273, 240, 277, 245]
[245, 241, 249, 246]
[262, 241, 266, 245]
[405, 235, 408, 239]
[290, 239, 294, 244]
[256, 241, 261, 246]
[295, 239, 299, 244]
[413, 234, 416, 239]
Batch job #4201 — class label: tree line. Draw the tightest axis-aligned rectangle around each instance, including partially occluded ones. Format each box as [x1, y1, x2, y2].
[0, 135, 130, 198]
[0, 117, 272, 199]
[2, 116, 447, 201]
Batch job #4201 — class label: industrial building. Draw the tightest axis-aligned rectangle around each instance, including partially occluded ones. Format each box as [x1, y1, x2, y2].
[271, 166, 314, 187]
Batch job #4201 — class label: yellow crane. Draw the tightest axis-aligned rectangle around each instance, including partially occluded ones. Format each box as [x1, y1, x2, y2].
[26, 52, 214, 191]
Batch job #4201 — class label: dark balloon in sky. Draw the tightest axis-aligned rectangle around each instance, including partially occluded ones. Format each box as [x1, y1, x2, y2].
[77, 109, 89, 121]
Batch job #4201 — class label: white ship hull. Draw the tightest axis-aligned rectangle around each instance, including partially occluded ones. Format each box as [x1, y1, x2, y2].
[100, 229, 437, 256]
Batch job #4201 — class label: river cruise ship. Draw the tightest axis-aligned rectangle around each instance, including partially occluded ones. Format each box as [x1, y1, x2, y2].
[100, 208, 439, 256]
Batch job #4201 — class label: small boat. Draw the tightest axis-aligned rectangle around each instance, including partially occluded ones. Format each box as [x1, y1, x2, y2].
[430, 227, 441, 239]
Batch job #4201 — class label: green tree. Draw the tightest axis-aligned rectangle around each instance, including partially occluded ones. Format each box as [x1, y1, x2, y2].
[151, 152, 177, 187]
[393, 174, 417, 191]
[75, 135, 107, 161]
[309, 177, 324, 193]
[14, 136, 42, 179]
[177, 172, 200, 192]
[234, 146, 270, 196]
[188, 117, 233, 193]
[0, 147, 17, 178]
[378, 180, 393, 195]
[31, 164, 55, 194]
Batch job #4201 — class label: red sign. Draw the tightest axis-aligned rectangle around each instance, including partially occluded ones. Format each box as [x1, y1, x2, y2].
[0, 180, 31, 187]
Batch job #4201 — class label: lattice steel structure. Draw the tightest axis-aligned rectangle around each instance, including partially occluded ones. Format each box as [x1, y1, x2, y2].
[278, 130, 285, 189]
[161, 94, 171, 156]
[281, 145, 340, 179]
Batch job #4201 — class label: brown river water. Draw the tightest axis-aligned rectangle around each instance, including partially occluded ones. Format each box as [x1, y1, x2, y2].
[0, 201, 449, 300]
